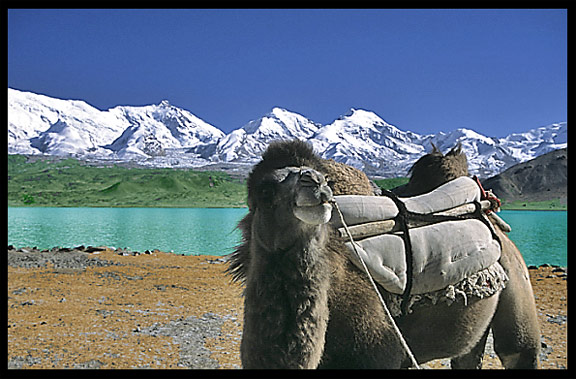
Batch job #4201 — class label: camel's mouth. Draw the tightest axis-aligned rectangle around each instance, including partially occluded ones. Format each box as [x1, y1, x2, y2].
[291, 167, 333, 225]
[293, 202, 333, 225]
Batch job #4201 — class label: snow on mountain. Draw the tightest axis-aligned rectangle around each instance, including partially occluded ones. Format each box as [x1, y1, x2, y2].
[199, 107, 322, 162]
[423, 128, 509, 178]
[310, 109, 427, 176]
[105, 101, 224, 158]
[423, 123, 568, 178]
[500, 122, 567, 161]
[8, 88, 128, 155]
[8, 88, 224, 161]
[7, 88, 567, 178]
[200, 107, 567, 178]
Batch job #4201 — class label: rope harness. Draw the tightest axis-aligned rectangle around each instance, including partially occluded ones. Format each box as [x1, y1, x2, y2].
[331, 200, 421, 370]
[331, 181, 503, 370]
[380, 190, 501, 316]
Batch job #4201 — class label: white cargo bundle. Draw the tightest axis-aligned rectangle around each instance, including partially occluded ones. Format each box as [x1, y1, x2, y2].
[330, 176, 482, 228]
[330, 176, 503, 296]
[344, 219, 502, 295]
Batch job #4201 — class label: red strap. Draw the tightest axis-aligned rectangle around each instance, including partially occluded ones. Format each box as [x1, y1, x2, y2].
[472, 175, 501, 213]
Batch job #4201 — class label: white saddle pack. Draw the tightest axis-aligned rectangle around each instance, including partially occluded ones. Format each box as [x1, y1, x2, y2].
[330, 177, 502, 295]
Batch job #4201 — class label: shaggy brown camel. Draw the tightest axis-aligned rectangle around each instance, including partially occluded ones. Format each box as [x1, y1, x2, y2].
[228, 139, 540, 369]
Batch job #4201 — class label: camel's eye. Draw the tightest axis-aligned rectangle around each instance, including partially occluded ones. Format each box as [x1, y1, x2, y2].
[270, 169, 291, 183]
[256, 180, 277, 207]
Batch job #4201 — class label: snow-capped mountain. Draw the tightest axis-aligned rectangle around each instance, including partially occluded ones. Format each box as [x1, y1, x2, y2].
[500, 122, 567, 160]
[309, 109, 428, 177]
[105, 101, 224, 158]
[422, 123, 568, 178]
[8, 88, 567, 178]
[195, 107, 322, 162]
[8, 89, 129, 156]
[422, 128, 510, 178]
[201, 106, 567, 178]
[8, 88, 224, 161]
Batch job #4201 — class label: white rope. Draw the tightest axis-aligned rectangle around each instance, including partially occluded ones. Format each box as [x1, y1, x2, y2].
[331, 200, 421, 369]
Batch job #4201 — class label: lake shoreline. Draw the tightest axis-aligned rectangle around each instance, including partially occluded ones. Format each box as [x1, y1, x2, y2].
[6, 244, 569, 269]
[7, 205, 249, 209]
[501, 207, 567, 212]
[7, 204, 565, 211]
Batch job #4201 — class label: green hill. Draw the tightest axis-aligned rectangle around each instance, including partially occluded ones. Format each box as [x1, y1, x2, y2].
[373, 177, 409, 191]
[8, 155, 247, 208]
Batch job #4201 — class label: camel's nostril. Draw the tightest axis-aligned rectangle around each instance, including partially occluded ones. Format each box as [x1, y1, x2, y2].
[320, 186, 333, 203]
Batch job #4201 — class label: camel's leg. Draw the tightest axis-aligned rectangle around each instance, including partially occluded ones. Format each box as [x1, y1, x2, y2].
[450, 327, 490, 369]
[396, 289, 500, 366]
[490, 228, 541, 369]
[321, 261, 408, 368]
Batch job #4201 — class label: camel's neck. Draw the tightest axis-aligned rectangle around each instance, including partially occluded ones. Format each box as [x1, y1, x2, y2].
[241, 225, 332, 369]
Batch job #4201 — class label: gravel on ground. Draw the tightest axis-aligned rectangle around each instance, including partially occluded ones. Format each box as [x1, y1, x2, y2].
[7, 246, 566, 369]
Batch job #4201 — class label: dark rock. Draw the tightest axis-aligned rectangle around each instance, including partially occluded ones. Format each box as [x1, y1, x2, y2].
[546, 314, 567, 325]
[85, 246, 106, 253]
[155, 284, 167, 291]
[8, 246, 117, 269]
[540, 337, 554, 361]
[207, 258, 227, 264]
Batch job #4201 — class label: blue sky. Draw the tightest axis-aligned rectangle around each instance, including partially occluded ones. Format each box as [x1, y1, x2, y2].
[8, 8, 567, 137]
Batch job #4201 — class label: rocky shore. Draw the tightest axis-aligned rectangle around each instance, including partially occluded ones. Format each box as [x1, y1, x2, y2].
[7, 246, 567, 369]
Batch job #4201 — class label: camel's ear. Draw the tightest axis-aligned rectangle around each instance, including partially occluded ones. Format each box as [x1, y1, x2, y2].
[430, 143, 441, 154]
[447, 142, 463, 156]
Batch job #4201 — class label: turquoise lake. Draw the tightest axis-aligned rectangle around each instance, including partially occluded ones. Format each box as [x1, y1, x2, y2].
[7, 208, 567, 266]
[7, 207, 248, 256]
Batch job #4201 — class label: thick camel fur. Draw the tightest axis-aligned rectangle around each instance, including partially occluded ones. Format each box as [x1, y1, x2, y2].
[228, 139, 540, 369]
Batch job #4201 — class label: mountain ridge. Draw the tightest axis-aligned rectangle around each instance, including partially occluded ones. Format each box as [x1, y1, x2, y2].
[8, 88, 567, 178]
[481, 148, 567, 205]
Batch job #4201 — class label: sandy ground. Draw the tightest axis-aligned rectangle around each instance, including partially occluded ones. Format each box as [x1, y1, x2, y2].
[7, 246, 567, 370]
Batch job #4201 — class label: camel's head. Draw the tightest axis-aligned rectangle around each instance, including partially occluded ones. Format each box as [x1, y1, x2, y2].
[228, 139, 366, 281]
[246, 140, 335, 230]
[393, 143, 469, 197]
[246, 163, 333, 252]
[261, 166, 334, 225]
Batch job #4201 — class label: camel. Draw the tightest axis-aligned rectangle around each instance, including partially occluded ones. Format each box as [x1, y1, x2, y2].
[228, 139, 540, 369]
